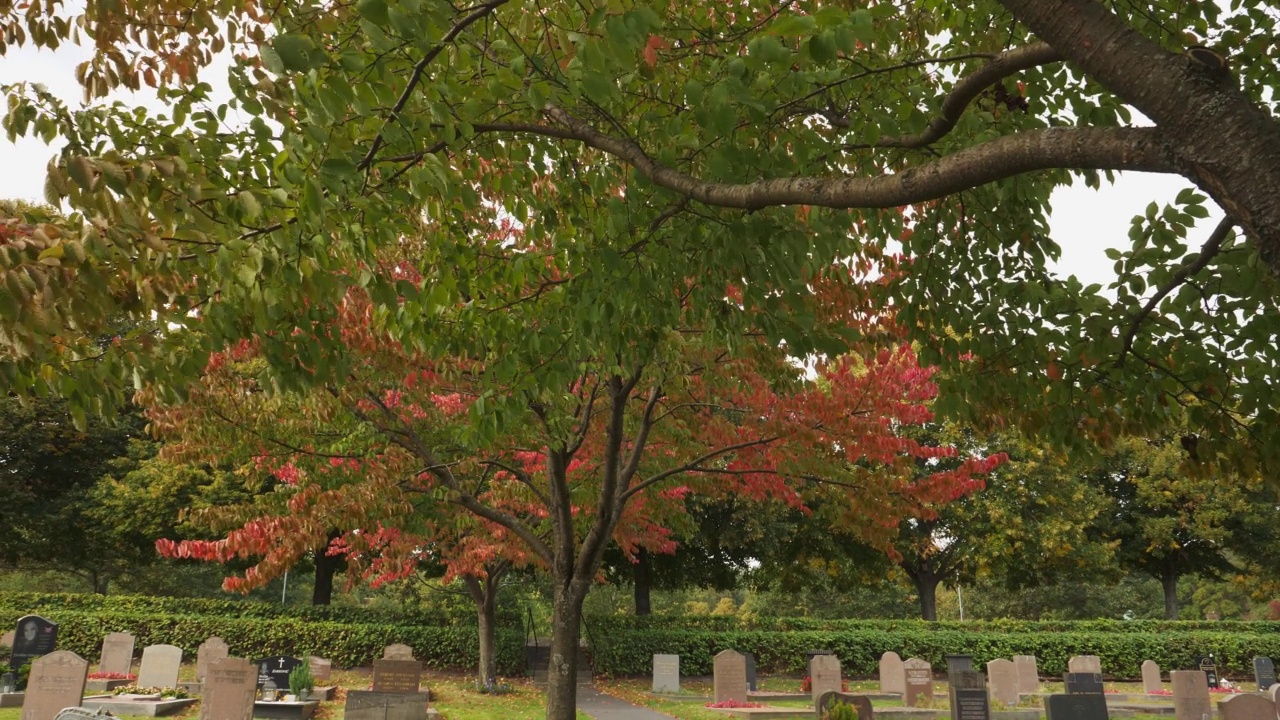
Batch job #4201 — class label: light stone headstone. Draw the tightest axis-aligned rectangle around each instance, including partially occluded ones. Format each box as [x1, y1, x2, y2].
[880, 651, 906, 694]
[1171, 670, 1212, 720]
[196, 638, 230, 683]
[987, 659, 1020, 707]
[1013, 655, 1038, 695]
[371, 659, 421, 694]
[1268, 685, 1280, 705]
[1217, 693, 1277, 720]
[1068, 656, 1103, 675]
[137, 644, 182, 689]
[811, 654, 842, 706]
[713, 650, 748, 705]
[308, 656, 332, 684]
[904, 657, 933, 707]
[382, 644, 414, 661]
[652, 654, 679, 694]
[200, 657, 257, 720]
[1143, 660, 1163, 695]
[21, 651, 87, 720]
[97, 632, 134, 676]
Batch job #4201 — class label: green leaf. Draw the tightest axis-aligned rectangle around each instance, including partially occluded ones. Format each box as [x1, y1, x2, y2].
[356, 0, 389, 26]
[272, 34, 316, 72]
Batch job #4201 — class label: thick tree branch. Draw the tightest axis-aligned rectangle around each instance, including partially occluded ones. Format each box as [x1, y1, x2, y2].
[573, 375, 632, 582]
[841, 42, 1063, 149]
[618, 385, 662, 490]
[1117, 215, 1235, 365]
[538, 107, 1173, 210]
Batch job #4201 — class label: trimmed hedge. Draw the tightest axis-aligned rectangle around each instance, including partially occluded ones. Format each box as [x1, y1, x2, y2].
[0, 609, 526, 676]
[585, 625, 1280, 680]
[587, 615, 1280, 635]
[0, 592, 521, 627]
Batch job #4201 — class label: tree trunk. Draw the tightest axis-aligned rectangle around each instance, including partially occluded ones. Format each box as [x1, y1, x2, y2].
[544, 583, 586, 720]
[1162, 571, 1180, 620]
[912, 572, 941, 621]
[311, 530, 342, 606]
[633, 549, 651, 616]
[477, 586, 497, 687]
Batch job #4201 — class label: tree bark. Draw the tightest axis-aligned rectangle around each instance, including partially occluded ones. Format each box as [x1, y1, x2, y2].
[1161, 570, 1180, 620]
[311, 530, 342, 606]
[633, 549, 652, 616]
[464, 571, 502, 687]
[997, 0, 1280, 273]
[544, 581, 586, 720]
[912, 572, 941, 622]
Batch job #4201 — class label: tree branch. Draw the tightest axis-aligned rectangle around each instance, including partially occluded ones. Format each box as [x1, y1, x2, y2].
[621, 435, 781, 502]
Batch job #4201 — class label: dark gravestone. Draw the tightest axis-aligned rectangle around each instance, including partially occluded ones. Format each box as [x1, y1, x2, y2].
[946, 655, 975, 678]
[10, 615, 57, 673]
[744, 652, 757, 692]
[1254, 657, 1276, 692]
[816, 691, 873, 720]
[1196, 656, 1219, 689]
[951, 688, 991, 720]
[1064, 672, 1105, 695]
[343, 691, 427, 720]
[371, 659, 421, 694]
[1046, 693, 1109, 720]
[254, 656, 303, 690]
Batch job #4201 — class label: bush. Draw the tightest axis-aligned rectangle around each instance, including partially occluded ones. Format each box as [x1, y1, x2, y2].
[0, 609, 525, 675]
[584, 624, 1280, 680]
[586, 615, 1280, 635]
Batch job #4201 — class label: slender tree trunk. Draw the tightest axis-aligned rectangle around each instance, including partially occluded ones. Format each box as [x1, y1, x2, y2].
[633, 549, 652, 616]
[477, 586, 497, 686]
[311, 530, 342, 606]
[544, 582, 586, 720]
[1161, 571, 1180, 620]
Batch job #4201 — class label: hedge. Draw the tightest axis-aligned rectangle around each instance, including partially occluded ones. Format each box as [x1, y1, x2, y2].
[584, 626, 1280, 680]
[586, 615, 1280, 635]
[0, 609, 526, 676]
[0, 592, 522, 628]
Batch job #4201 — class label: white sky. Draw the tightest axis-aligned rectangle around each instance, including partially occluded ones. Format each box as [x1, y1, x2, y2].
[0, 42, 1219, 290]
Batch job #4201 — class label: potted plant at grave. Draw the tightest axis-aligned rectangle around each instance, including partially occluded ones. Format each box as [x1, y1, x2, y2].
[288, 661, 314, 702]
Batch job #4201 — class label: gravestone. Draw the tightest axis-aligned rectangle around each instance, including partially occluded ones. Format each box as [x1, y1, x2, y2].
[816, 691, 873, 720]
[1269, 685, 1280, 705]
[201, 658, 257, 720]
[904, 658, 933, 707]
[1171, 670, 1212, 720]
[197, 638, 230, 683]
[307, 657, 332, 685]
[0, 631, 13, 648]
[1196, 656, 1219, 689]
[713, 650, 748, 704]
[1254, 657, 1275, 692]
[1013, 655, 1038, 695]
[806, 650, 834, 675]
[652, 654, 679, 694]
[949, 671, 990, 720]
[1064, 672, 1104, 695]
[254, 656, 303, 691]
[1045, 694, 1109, 720]
[137, 644, 182, 689]
[1217, 694, 1277, 720]
[383, 645, 414, 661]
[987, 659, 1020, 707]
[97, 632, 135, 676]
[947, 655, 975, 678]
[1069, 656, 1103, 675]
[744, 652, 757, 692]
[11, 615, 58, 673]
[21, 651, 87, 720]
[344, 691, 428, 720]
[811, 654, 842, 705]
[880, 652, 906, 694]
[371, 659, 422, 693]
[1142, 661, 1162, 695]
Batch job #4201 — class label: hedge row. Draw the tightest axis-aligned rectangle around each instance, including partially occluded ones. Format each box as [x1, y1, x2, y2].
[0, 592, 522, 628]
[0, 610, 526, 676]
[586, 615, 1280, 635]
[585, 627, 1280, 680]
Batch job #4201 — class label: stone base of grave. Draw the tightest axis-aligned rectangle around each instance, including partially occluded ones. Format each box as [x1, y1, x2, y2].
[0, 692, 23, 708]
[1104, 694, 1165, 703]
[873, 709, 943, 720]
[309, 686, 337, 701]
[253, 700, 321, 720]
[86, 679, 134, 693]
[747, 691, 808, 700]
[645, 692, 709, 701]
[81, 695, 200, 717]
[704, 707, 810, 719]
[177, 682, 202, 696]
[1107, 703, 1177, 717]
[993, 710, 1040, 720]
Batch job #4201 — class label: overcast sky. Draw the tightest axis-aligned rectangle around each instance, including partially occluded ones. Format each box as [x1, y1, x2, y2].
[0, 41, 1216, 290]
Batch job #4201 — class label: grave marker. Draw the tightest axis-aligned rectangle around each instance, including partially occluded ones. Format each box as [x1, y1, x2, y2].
[1064, 672, 1104, 695]
[307, 657, 332, 685]
[1068, 656, 1103, 675]
[949, 671, 990, 720]
[97, 633, 134, 677]
[201, 658, 257, 720]
[713, 650, 748, 705]
[880, 652, 905, 694]
[10, 616, 58, 673]
[383, 645, 414, 661]
[652, 655, 679, 694]
[1217, 694, 1277, 720]
[1045, 694, 1109, 720]
[904, 658, 933, 707]
[254, 656, 303, 691]
[1013, 655, 1038, 695]
[1171, 670, 1212, 720]
[21, 651, 87, 720]
[344, 691, 428, 720]
[371, 659, 421, 694]
[744, 652, 757, 692]
[1143, 661, 1162, 695]
[987, 659, 1020, 707]
[197, 638, 230, 684]
[946, 655, 975, 678]
[0, 631, 13, 648]
[137, 644, 182, 689]
[811, 654, 842, 706]
[1255, 657, 1276, 693]
[1196, 656, 1219, 689]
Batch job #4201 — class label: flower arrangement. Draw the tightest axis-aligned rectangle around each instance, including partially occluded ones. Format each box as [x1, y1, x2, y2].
[1149, 690, 1173, 696]
[88, 672, 136, 681]
[111, 686, 191, 699]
